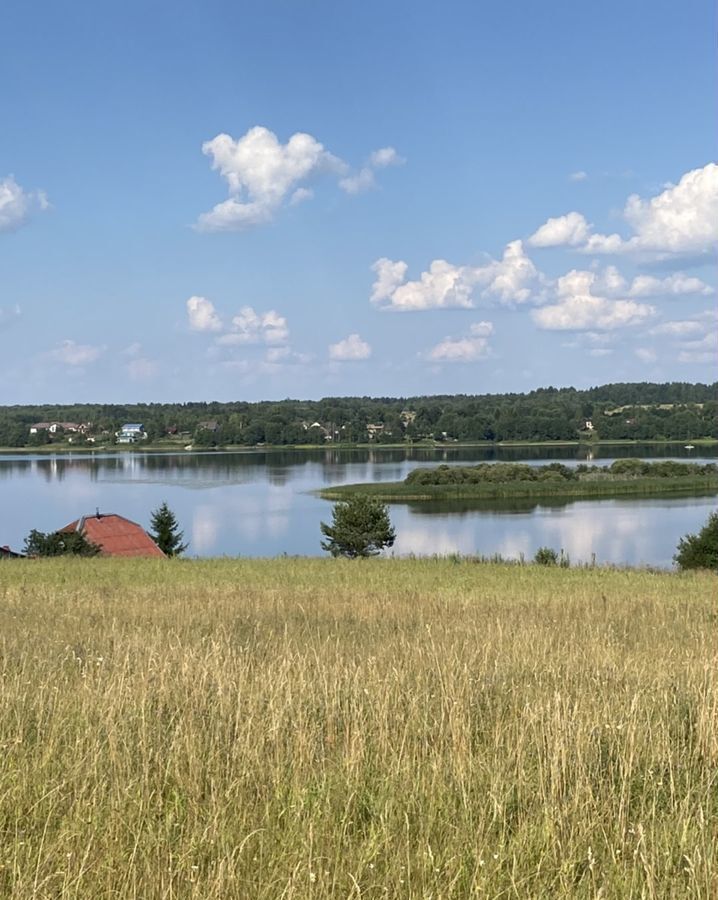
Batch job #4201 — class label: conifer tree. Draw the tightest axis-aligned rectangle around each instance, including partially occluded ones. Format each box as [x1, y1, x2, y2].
[149, 502, 188, 557]
[320, 495, 396, 558]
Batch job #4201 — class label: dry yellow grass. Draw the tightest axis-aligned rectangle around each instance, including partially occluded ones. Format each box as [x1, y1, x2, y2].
[0, 558, 715, 898]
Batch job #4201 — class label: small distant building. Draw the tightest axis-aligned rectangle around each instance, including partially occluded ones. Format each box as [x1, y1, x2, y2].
[58, 512, 165, 558]
[197, 420, 219, 432]
[584, 420, 595, 432]
[30, 421, 89, 435]
[366, 423, 386, 439]
[0, 545, 25, 559]
[116, 423, 146, 443]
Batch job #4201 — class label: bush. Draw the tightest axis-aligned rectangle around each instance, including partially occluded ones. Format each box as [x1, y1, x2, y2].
[674, 511, 718, 571]
[320, 495, 396, 558]
[534, 547, 559, 566]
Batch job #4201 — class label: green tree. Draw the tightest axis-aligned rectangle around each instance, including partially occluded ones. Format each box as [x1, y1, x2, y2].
[149, 502, 188, 556]
[320, 495, 396, 558]
[24, 529, 102, 557]
[674, 512, 718, 571]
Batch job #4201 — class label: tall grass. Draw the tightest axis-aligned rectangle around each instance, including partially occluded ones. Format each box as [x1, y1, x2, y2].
[0, 559, 715, 898]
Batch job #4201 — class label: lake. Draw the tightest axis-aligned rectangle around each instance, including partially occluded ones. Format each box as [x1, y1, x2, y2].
[1, 444, 716, 567]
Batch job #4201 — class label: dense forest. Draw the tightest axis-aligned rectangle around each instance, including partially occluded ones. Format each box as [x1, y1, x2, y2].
[0, 382, 715, 447]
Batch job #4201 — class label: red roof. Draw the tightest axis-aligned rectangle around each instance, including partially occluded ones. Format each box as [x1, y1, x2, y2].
[59, 513, 165, 558]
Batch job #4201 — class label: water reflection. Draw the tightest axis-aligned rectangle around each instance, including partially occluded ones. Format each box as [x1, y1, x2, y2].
[0, 446, 715, 566]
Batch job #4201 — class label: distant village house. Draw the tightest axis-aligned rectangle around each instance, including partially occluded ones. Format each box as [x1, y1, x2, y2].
[116, 423, 146, 444]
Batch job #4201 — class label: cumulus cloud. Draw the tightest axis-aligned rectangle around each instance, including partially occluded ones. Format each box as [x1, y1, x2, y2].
[649, 320, 706, 338]
[195, 126, 403, 230]
[528, 212, 591, 248]
[529, 162, 718, 258]
[339, 146, 405, 195]
[371, 240, 542, 311]
[625, 272, 713, 297]
[635, 347, 657, 364]
[370, 147, 403, 168]
[187, 296, 222, 332]
[328, 333, 371, 361]
[677, 330, 718, 364]
[217, 306, 289, 346]
[0, 176, 49, 233]
[588, 266, 713, 299]
[48, 340, 104, 366]
[532, 269, 655, 331]
[569, 171, 588, 182]
[427, 321, 494, 363]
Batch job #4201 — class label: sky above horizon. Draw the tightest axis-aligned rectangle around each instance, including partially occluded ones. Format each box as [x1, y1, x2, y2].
[2, 0, 716, 404]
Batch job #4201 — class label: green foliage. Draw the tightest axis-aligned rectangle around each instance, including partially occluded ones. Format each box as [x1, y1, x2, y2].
[0, 382, 716, 447]
[674, 511, 718, 571]
[149, 502, 187, 557]
[149, 502, 189, 556]
[23, 529, 102, 557]
[534, 547, 559, 566]
[320, 495, 396, 558]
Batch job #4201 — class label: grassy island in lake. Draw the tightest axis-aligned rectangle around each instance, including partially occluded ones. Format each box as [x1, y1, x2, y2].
[319, 459, 718, 502]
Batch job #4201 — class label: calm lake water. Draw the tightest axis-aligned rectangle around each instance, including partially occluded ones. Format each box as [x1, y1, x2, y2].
[1, 445, 716, 567]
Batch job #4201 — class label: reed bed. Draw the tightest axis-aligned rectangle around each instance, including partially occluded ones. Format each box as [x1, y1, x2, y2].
[0, 558, 715, 899]
[319, 476, 718, 503]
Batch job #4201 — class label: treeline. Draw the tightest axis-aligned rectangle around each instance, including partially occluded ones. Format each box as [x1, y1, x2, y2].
[0, 381, 715, 447]
[405, 460, 718, 486]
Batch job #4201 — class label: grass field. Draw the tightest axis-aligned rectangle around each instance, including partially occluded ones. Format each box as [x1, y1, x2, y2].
[0, 558, 716, 898]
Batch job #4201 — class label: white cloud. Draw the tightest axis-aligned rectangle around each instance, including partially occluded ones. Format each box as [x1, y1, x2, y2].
[339, 168, 376, 195]
[329, 333, 371, 361]
[339, 146, 405, 195]
[369, 147, 404, 168]
[371, 241, 542, 311]
[589, 266, 712, 298]
[569, 171, 588, 182]
[625, 272, 712, 297]
[187, 296, 222, 332]
[289, 187, 313, 205]
[196, 126, 402, 230]
[677, 330, 718, 364]
[48, 340, 104, 366]
[0, 176, 49, 234]
[427, 321, 494, 363]
[528, 212, 591, 248]
[588, 348, 613, 358]
[635, 347, 657, 364]
[532, 269, 655, 331]
[217, 306, 289, 346]
[529, 162, 718, 258]
[649, 320, 705, 338]
[618, 163, 718, 256]
[196, 127, 343, 231]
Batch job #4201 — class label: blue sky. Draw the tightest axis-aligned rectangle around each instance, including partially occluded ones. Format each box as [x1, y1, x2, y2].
[2, 0, 715, 403]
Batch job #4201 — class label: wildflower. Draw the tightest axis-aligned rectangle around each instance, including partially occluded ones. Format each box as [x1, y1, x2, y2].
[309, 872, 317, 883]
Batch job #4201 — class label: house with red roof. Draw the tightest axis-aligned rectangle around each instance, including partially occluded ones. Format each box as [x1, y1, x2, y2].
[58, 512, 165, 558]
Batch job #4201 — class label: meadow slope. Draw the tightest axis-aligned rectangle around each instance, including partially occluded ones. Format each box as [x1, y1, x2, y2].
[0, 559, 715, 899]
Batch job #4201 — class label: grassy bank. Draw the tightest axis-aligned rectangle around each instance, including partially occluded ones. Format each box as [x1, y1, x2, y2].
[1, 437, 716, 454]
[0, 558, 715, 898]
[320, 474, 718, 502]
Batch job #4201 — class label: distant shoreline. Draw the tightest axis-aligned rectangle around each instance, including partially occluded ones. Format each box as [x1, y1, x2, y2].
[1, 437, 716, 456]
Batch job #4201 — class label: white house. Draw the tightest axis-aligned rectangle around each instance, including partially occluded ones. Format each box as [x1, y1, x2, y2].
[116, 423, 146, 444]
